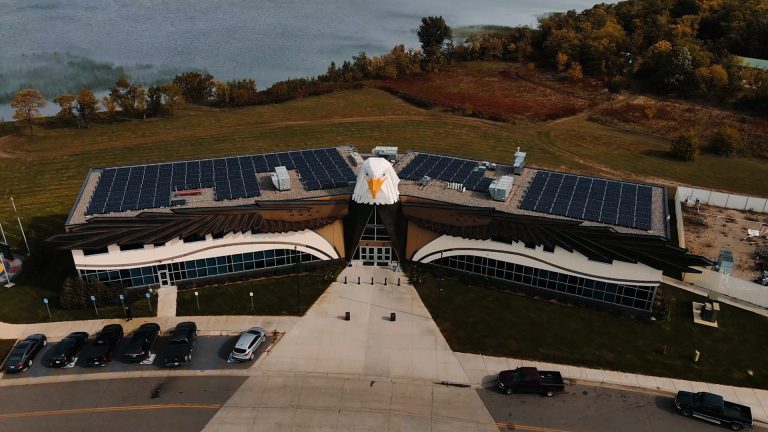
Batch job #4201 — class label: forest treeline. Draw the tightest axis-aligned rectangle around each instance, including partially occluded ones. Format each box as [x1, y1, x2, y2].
[7, 1, 768, 137]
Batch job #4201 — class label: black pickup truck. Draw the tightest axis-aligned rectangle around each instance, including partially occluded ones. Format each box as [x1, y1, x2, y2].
[675, 391, 753, 431]
[497, 367, 565, 397]
[163, 322, 197, 367]
[84, 324, 124, 367]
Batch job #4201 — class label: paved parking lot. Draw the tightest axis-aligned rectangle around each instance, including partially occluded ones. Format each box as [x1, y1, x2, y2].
[2, 335, 274, 380]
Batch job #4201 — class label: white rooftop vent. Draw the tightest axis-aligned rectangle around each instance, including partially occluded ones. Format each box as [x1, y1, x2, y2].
[271, 166, 291, 191]
[489, 175, 514, 201]
[513, 147, 526, 175]
[372, 146, 398, 162]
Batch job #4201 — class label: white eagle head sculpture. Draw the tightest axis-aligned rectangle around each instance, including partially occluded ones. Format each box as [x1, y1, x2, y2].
[352, 157, 400, 205]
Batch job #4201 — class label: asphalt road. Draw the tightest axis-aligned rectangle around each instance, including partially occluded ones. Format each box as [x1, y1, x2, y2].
[479, 383, 766, 432]
[2, 335, 272, 379]
[0, 376, 246, 432]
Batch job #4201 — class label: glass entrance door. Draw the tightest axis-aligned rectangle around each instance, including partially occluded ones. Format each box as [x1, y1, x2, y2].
[358, 246, 391, 266]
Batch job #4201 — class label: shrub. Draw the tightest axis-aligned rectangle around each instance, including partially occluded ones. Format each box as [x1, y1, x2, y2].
[670, 130, 699, 161]
[708, 126, 743, 157]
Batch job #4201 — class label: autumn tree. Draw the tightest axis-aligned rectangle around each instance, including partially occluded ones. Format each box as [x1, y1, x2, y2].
[172, 71, 214, 104]
[11, 89, 46, 135]
[556, 52, 569, 72]
[75, 88, 99, 128]
[694, 64, 729, 98]
[670, 130, 699, 161]
[109, 77, 147, 117]
[52, 93, 77, 125]
[417, 16, 452, 65]
[567, 62, 584, 80]
[101, 95, 118, 114]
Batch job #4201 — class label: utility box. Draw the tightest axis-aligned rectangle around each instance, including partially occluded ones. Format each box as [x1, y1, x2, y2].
[489, 175, 514, 201]
[271, 166, 291, 191]
[372, 146, 398, 162]
[702, 301, 720, 323]
[715, 249, 733, 275]
[513, 147, 526, 175]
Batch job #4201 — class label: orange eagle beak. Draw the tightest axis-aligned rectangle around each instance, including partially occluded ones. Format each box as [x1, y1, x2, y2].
[367, 177, 385, 199]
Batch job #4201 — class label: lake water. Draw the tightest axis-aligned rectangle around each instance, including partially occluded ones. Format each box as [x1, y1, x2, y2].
[0, 0, 600, 119]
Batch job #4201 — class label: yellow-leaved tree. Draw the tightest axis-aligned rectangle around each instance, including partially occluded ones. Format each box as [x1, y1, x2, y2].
[11, 89, 47, 135]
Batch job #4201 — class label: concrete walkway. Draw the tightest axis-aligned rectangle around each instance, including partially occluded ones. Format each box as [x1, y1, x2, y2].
[156, 286, 178, 317]
[663, 276, 768, 318]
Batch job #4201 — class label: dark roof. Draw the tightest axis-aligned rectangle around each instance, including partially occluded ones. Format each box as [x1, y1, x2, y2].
[400, 200, 711, 274]
[49, 200, 349, 250]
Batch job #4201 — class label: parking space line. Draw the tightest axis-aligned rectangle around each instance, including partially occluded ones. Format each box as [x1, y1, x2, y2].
[496, 422, 571, 432]
[0, 403, 222, 419]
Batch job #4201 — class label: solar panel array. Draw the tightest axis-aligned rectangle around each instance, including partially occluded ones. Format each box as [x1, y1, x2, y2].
[519, 171, 654, 230]
[398, 153, 494, 193]
[86, 148, 355, 215]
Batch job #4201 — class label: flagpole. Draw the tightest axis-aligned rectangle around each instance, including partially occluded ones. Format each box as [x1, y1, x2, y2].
[10, 197, 30, 255]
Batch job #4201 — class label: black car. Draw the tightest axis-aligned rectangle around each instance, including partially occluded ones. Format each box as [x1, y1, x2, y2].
[163, 322, 197, 367]
[48, 332, 89, 368]
[4, 334, 47, 373]
[84, 324, 124, 367]
[122, 323, 160, 362]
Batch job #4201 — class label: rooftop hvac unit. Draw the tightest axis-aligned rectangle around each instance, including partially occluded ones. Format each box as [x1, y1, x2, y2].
[271, 166, 291, 191]
[513, 147, 527, 175]
[372, 146, 398, 162]
[489, 175, 514, 201]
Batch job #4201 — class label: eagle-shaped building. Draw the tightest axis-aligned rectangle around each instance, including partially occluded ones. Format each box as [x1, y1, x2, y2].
[50, 145, 710, 315]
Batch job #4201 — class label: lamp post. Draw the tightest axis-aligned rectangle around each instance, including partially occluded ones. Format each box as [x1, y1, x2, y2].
[145, 292, 152, 313]
[249, 291, 254, 311]
[43, 297, 51, 319]
[118, 294, 125, 317]
[90, 295, 98, 317]
[194, 291, 200, 311]
[295, 246, 302, 315]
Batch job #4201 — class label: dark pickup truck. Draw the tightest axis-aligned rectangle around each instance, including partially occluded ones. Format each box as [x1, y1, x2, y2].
[675, 391, 753, 431]
[497, 367, 565, 397]
[84, 324, 124, 367]
[163, 322, 197, 367]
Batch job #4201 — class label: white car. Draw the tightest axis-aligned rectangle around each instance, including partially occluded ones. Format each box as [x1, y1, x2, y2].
[229, 327, 266, 362]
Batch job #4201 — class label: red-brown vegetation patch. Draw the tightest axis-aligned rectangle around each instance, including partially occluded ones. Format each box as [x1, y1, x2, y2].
[375, 62, 597, 123]
[590, 97, 768, 145]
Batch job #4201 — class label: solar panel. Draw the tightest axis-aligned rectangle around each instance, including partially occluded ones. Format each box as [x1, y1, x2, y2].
[520, 171, 656, 230]
[85, 147, 350, 215]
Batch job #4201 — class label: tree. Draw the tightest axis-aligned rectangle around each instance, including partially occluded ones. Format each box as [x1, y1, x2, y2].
[567, 62, 584, 81]
[109, 77, 147, 117]
[161, 83, 184, 113]
[11, 89, 46, 135]
[75, 88, 99, 128]
[556, 52, 569, 72]
[709, 127, 743, 157]
[60, 276, 87, 309]
[101, 95, 117, 114]
[417, 16, 452, 65]
[53, 93, 77, 126]
[172, 71, 214, 104]
[694, 64, 729, 98]
[670, 130, 699, 161]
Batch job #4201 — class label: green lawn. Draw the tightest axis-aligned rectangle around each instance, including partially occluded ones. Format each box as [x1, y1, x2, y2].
[415, 273, 768, 390]
[176, 274, 330, 316]
[0, 284, 157, 324]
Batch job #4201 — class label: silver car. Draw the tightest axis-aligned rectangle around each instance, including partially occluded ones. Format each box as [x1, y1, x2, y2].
[229, 327, 266, 362]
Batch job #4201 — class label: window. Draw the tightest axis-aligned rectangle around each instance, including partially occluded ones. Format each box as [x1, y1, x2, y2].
[430, 254, 656, 312]
[119, 243, 144, 251]
[212, 233, 225, 239]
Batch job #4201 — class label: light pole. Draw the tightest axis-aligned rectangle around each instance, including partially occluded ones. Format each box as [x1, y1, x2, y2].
[194, 291, 200, 311]
[119, 294, 125, 317]
[90, 295, 98, 317]
[249, 291, 254, 311]
[43, 297, 51, 319]
[145, 292, 152, 313]
[295, 246, 302, 315]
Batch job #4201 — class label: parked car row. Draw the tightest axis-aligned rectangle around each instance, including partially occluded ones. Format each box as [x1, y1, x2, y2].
[495, 367, 754, 430]
[3, 323, 268, 373]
